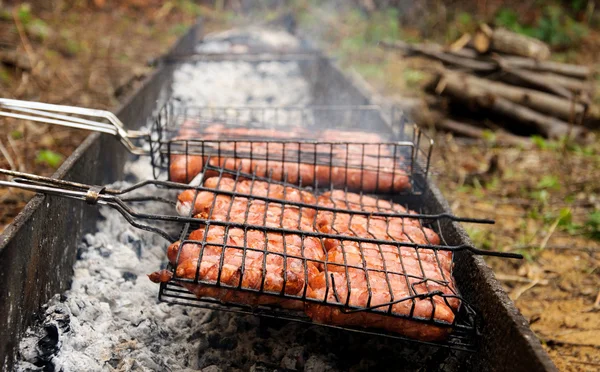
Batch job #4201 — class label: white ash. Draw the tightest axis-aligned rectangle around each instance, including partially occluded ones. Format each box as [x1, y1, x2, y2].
[172, 61, 310, 109]
[15, 28, 463, 371]
[197, 27, 302, 54]
[172, 27, 312, 128]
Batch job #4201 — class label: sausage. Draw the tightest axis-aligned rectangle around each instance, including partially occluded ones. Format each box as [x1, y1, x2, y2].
[167, 127, 410, 192]
[155, 178, 460, 341]
[152, 226, 324, 308]
[176, 177, 317, 217]
[305, 268, 454, 341]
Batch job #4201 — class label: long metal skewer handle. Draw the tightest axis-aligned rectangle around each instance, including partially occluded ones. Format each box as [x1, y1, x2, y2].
[0, 98, 149, 155]
[0, 168, 176, 241]
[0, 168, 522, 259]
[0, 168, 116, 204]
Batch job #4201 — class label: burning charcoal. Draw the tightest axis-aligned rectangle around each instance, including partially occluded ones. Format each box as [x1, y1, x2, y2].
[76, 242, 88, 260]
[16, 28, 475, 372]
[207, 331, 238, 350]
[46, 308, 71, 334]
[35, 324, 59, 366]
[201, 365, 222, 372]
[98, 245, 112, 258]
[107, 357, 120, 369]
[280, 355, 297, 370]
[280, 346, 304, 370]
[197, 350, 227, 370]
[121, 271, 137, 282]
[304, 355, 337, 372]
[196, 336, 210, 354]
[120, 231, 142, 259]
[82, 233, 95, 247]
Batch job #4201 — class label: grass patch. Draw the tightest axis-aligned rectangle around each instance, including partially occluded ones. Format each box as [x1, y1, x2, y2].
[494, 6, 589, 48]
[36, 150, 63, 169]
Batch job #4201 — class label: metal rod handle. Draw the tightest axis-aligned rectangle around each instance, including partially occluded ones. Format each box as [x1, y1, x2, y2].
[0, 98, 149, 155]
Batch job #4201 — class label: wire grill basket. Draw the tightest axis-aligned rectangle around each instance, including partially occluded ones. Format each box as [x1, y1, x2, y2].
[150, 103, 433, 195]
[0, 99, 433, 196]
[0, 166, 521, 351]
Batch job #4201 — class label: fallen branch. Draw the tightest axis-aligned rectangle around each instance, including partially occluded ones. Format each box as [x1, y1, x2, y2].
[490, 27, 551, 60]
[439, 70, 587, 124]
[12, 8, 35, 69]
[544, 339, 600, 349]
[438, 71, 587, 139]
[495, 273, 549, 285]
[0, 139, 16, 170]
[499, 55, 592, 79]
[433, 117, 531, 147]
[511, 279, 542, 301]
[566, 360, 600, 367]
[380, 40, 497, 71]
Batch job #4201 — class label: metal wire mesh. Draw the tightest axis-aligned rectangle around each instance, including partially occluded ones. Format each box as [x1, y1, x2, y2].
[149, 103, 433, 195]
[154, 161, 512, 351]
[0, 165, 522, 351]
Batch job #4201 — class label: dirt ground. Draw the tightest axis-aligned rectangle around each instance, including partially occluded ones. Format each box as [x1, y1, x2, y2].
[0, 1, 199, 231]
[430, 137, 600, 371]
[1, 1, 599, 371]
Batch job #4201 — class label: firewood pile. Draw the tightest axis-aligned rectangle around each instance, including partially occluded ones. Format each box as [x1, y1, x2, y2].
[382, 24, 598, 144]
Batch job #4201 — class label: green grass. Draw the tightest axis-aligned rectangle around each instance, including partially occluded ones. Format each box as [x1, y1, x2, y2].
[494, 6, 589, 48]
[402, 68, 426, 89]
[36, 150, 63, 168]
[169, 24, 189, 36]
[536, 175, 561, 191]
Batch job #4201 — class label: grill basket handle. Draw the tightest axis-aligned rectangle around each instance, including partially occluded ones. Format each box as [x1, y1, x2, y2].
[0, 98, 148, 155]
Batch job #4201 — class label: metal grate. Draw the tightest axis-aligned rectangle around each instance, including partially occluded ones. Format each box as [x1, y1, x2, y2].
[0, 167, 520, 351]
[159, 281, 479, 352]
[0, 99, 432, 195]
[154, 161, 518, 351]
[149, 103, 433, 195]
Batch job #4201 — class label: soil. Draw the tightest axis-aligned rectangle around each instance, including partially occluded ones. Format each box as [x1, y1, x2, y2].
[430, 137, 600, 371]
[0, 1, 199, 232]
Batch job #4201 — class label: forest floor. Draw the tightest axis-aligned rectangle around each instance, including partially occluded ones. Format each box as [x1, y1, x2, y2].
[0, 1, 598, 371]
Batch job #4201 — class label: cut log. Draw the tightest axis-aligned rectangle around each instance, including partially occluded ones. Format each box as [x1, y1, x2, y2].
[490, 97, 585, 140]
[500, 67, 575, 100]
[490, 28, 551, 60]
[449, 33, 472, 52]
[529, 72, 593, 93]
[411, 107, 532, 147]
[499, 55, 591, 79]
[473, 24, 493, 54]
[440, 70, 586, 122]
[497, 68, 593, 100]
[450, 47, 480, 59]
[438, 71, 587, 140]
[383, 39, 591, 79]
[380, 40, 497, 71]
[435, 118, 532, 147]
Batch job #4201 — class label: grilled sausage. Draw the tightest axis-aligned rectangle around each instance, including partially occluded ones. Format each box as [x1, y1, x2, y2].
[167, 126, 410, 192]
[156, 178, 460, 341]
[177, 177, 317, 217]
[152, 226, 323, 308]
